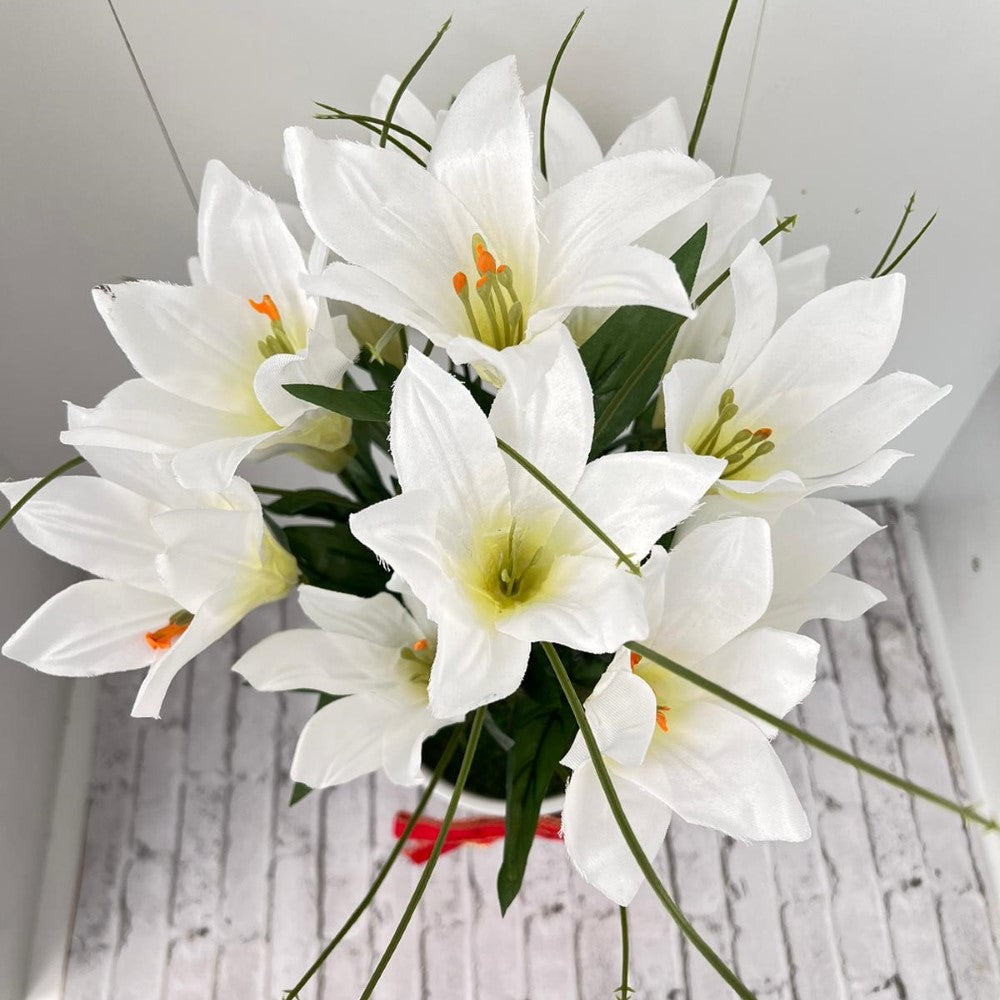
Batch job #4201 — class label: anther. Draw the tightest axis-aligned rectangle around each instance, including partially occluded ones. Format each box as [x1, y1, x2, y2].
[656, 707, 671, 733]
[412, 639, 429, 652]
[629, 651, 641, 670]
[453, 272, 468, 296]
[249, 294, 281, 323]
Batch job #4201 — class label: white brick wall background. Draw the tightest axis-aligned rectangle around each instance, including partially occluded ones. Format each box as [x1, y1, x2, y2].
[63, 504, 1000, 999]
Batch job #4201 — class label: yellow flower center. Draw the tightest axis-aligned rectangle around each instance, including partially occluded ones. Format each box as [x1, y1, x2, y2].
[691, 388, 776, 479]
[451, 233, 526, 350]
[630, 651, 672, 733]
[461, 519, 554, 618]
[399, 637, 434, 687]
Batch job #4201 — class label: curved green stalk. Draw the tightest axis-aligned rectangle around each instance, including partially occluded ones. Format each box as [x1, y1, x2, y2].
[539, 10, 585, 180]
[877, 211, 937, 277]
[688, 0, 741, 158]
[871, 192, 915, 277]
[0, 456, 85, 535]
[378, 16, 452, 150]
[357, 708, 486, 1000]
[314, 103, 433, 151]
[626, 641, 998, 833]
[495, 438, 640, 575]
[283, 727, 463, 1000]
[693, 215, 796, 308]
[542, 642, 757, 1000]
[617, 906, 632, 999]
[314, 110, 426, 165]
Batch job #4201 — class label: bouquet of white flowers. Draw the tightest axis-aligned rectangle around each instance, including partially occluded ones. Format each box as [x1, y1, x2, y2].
[1, 7, 991, 999]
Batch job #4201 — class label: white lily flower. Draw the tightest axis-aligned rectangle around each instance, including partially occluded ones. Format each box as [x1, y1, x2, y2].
[233, 583, 459, 788]
[1, 446, 298, 717]
[286, 57, 717, 376]
[662, 241, 950, 514]
[60, 160, 356, 490]
[561, 517, 817, 906]
[761, 498, 885, 632]
[349, 328, 724, 719]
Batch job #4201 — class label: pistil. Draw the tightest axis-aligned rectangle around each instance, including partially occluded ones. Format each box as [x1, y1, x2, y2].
[250, 294, 296, 358]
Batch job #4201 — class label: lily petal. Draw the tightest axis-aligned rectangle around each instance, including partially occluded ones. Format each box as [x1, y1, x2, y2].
[524, 86, 603, 190]
[2, 580, 175, 677]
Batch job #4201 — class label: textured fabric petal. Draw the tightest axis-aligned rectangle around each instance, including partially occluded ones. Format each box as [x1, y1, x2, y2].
[772, 372, 950, 478]
[774, 246, 829, 324]
[644, 173, 771, 281]
[169, 430, 278, 492]
[646, 517, 773, 663]
[661, 358, 719, 454]
[381, 703, 451, 786]
[2, 580, 174, 677]
[562, 761, 672, 906]
[524, 86, 603, 189]
[291, 693, 404, 788]
[0, 475, 163, 591]
[607, 97, 688, 158]
[233, 628, 395, 696]
[304, 262, 447, 344]
[497, 556, 646, 654]
[285, 127, 475, 335]
[298, 586, 421, 648]
[696, 626, 818, 723]
[561, 452, 724, 560]
[563, 654, 656, 770]
[132, 588, 252, 717]
[389, 350, 510, 532]
[799, 448, 909, 493]
[428, 57, 539, 292]
[349, 492, 451, 621]
[715, 241, 779, 388]
[428, 613, 530, 718]
[537, 150, 715, 294]
[731, 274, 907, 435]
[488, 327, 593, 527]
[197, 160, 313, 337]
[534, 245, 694, 328]
[92, 282, 268, 414]
[630, 701, 809, 842]
[769, 499, 882, 600]
[152, 506, 264, 611]
[369, 75, 438, 145]
[761, 573, 884, 633]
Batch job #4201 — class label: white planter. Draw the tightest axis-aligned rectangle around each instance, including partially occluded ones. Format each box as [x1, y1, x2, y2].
[422, 769, 565, 818]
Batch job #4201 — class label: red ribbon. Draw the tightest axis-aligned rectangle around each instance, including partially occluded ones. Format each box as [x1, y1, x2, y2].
[393, 811, 562, 864]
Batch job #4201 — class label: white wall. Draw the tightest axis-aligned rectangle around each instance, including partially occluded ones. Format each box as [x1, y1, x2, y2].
[916, 370, 1000, 849]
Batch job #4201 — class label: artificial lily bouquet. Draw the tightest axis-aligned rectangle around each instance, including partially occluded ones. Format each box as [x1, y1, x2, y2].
[2, 8, 993, 1000]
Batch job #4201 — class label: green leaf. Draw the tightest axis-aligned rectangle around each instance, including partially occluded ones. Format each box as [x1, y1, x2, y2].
[283, 524, 390, 596]
[582, 225, 707, 457]
[264, 488, 361, 523]
[497, 702, 576, 914]
[283, 384, 391, 422]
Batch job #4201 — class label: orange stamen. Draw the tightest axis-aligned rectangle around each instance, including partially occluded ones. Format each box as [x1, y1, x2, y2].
[145, 621, 189, 651]
[249, 294, 281, 323]
[497, 263, 508, 275]
[629, 651, 641, 671]
[453, 272, 468, 296]
[412, 639, 429, 652]
[475, 247, 496, 275]
[475, 275, 489, 291]
[755, 427, 773, 439]
[656, 707, 671, 733]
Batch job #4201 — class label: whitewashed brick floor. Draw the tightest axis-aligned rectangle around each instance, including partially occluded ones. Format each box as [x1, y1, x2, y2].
[64, 504, 1000, 999]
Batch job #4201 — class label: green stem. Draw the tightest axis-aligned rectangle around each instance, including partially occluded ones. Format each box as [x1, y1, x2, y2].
[693, 215, 796, 308]
[314, 111, 427, 166]
[357, 708, 486, 1000]
[877, 211, 937, 277]
[539, 10, 586, 180]
[618, 906, 631, 999]
[494, 438, 640, 575]
[871, 192, 915, 278]
[0, 456, 85, 535]
[314, 103, 433, 150]
[626, 641, 998, 833]
[688, 0, 741, 158]
[378, 16, 452, 150]
[542, 643, 757, 1000]
[284, 727, 463, 1000]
